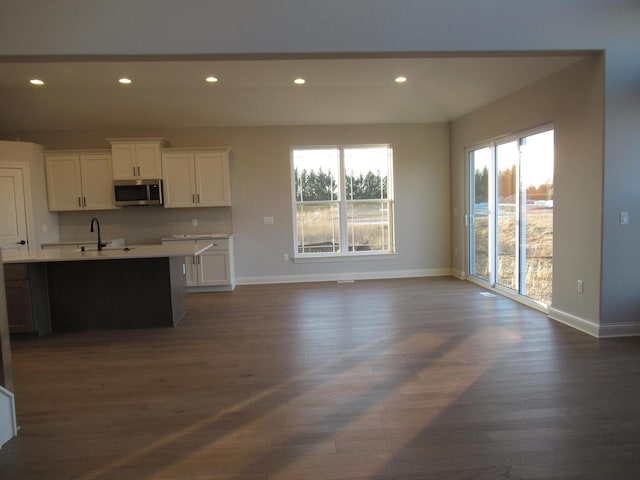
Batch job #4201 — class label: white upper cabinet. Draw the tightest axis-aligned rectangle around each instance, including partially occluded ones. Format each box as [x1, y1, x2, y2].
[80, 154, 117, 209]
[195, 151, 230, 206]
[162, 148, 231, 208]
[45, 152, 117, 211]
[162, 152, 197, 207]
[109, 138, 165, 180]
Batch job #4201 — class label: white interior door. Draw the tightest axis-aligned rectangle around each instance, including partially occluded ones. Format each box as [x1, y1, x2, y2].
[0, 168, 29, 253]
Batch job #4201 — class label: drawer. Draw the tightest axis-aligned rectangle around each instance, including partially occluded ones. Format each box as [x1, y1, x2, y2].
[4, 263, 29, 280]
[197, 239, 228, 250]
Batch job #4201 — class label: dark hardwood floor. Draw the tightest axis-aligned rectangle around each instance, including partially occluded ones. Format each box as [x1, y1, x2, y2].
[2, 277, 640, 479]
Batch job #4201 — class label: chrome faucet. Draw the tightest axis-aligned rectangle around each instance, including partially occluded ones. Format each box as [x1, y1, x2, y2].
[90, 217, 104, 251]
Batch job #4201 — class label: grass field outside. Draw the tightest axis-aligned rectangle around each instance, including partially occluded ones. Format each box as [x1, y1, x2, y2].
[473, 205, 553, 305]
[297, 202, 392, 254]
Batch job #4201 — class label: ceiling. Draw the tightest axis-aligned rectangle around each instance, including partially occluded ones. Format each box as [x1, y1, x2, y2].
[0, 55, 584, 133]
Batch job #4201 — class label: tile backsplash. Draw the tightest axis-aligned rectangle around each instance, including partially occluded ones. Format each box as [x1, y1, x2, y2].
[57, 207, 232, 245]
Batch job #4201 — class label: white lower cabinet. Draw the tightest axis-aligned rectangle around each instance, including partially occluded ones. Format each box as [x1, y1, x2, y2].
[162, 237, 235, 290]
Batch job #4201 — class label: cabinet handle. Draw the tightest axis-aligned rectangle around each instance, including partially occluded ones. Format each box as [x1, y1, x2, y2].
[133, 166, 136, 177]
[197, 193, 200, 203]
[137, 166, 141, 176]
[83, 196, 87, 206]
[192, 194, 196, 204]
[78, 197, 81, 207]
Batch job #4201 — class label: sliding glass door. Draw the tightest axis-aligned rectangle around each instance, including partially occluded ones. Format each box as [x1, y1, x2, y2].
[520, 130, 554, 305]
[496, 141, 519, 291]
[468, 128, 554, 306]
[469, 147, 492, 282]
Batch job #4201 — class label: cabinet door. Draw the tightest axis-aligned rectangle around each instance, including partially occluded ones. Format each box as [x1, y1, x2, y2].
[112, 144, 137, 179]
[185, 256, 198, 287]
[80, 154, 117, 210]
[197, 251, 230, 286]
[45, 154, 83, 211]
[136, 143, 162, 179]
[195, 152, 231, 206]
[5, 280, 33, 333]
[162, 153, 197, 208]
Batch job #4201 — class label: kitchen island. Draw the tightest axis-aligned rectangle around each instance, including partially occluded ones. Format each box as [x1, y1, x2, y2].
[2, 243, 212, 331]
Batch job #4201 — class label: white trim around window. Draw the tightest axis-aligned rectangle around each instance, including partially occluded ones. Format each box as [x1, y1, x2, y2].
[290, 144, 395, 260]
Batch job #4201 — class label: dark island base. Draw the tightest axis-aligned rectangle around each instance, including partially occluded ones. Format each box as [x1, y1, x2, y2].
[47, 257, 186, 331]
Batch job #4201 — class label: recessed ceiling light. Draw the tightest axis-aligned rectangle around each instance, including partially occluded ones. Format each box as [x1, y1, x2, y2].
[294, 78, 306, 85]
[29, 79, 45, 86]
[118, 77, 132, 85]
[205, 76, 218, 83]
[395, 76, 407, 83]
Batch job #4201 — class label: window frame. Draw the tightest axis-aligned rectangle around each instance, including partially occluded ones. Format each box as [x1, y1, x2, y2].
[290, 144, 395, 260]
[466, 123, 554, 309]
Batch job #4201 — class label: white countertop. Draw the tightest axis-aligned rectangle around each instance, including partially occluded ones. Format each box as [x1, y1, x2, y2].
[161, 233, 232, 241]
[41, 238, 127, 248]
[2, 242, 213, 264]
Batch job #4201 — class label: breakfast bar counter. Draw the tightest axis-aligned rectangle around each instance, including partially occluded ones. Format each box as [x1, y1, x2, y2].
[2, 242, 213, 264]
[3, 243, 213, 332]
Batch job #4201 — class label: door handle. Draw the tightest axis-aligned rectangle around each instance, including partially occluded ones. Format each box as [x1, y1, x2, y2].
[16, 240, 26, 245]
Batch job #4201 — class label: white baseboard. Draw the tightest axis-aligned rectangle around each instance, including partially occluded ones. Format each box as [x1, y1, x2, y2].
[597, 321, 640, 338]
[548, 307, 640, 338]
[451, 270, 467, 280]
[548, 307, 600, 337]
[187, 284, 235, 293]
[236, 268, 452, 285]
[0, 386, 17, 448]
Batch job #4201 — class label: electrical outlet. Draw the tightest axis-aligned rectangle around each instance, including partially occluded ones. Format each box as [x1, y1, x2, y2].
[192, 218, 198, 227]
[282, 253, 289, 261]
[263, 216, 274, 225]
[577, 280, 584, 293]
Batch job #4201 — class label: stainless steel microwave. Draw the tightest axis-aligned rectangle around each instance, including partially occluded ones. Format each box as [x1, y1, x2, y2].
[113, 179, 163, 206]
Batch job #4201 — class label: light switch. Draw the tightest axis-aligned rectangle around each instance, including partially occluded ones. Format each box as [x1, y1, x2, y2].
[620, 211, 629, 226]
[263, 216, 274, 225]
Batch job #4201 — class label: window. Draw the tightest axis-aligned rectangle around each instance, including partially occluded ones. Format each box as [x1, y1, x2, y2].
[468, 127, 554, 306]
[292, 145, 394, 257]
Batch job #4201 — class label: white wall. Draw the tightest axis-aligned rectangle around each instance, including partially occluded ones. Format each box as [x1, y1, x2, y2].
[11, 123, 451, 283]
[451, 56, 605, 333]
[1, 0, 639, 328]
